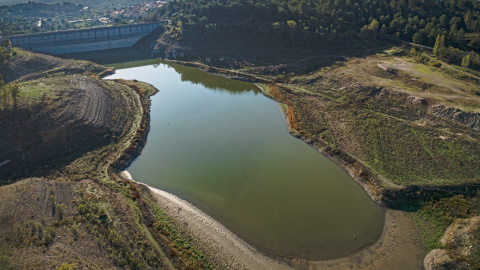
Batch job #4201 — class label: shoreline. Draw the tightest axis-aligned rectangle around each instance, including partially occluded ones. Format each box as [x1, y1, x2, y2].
[253, 83, 390, 206]
[133, 179, 425, 269]
[166, 60, 392, 205]
[113, 63, 425, 269]
[167, 59, 480, 207]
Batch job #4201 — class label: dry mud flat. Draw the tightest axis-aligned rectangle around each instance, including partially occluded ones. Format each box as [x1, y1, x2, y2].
[140, 181, 425, 270]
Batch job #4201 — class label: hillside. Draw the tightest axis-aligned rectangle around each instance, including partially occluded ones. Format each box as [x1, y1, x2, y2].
[1, 49, 111, 83]
[148, 0, 480, 66]
[0, 50, 116, 183]
[0, 49, 212, 269]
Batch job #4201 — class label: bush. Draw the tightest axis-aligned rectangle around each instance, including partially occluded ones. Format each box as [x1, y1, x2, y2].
[0, 255, 12, 270]
[57, 263, 77, 270]
[44, 227, 56, 246]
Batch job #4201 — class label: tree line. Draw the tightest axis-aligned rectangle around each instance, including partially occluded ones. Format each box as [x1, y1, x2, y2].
[146, 0, 480, 55]
[430, 33, 480, 68]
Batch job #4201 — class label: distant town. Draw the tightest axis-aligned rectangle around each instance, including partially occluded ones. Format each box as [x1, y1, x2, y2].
[98, 1, 166, 25]
[0, 1, 166, 36]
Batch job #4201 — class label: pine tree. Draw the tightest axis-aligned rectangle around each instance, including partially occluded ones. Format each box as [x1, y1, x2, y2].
[461, 53, 471, 70]
[433, 34, 441, 57]
[8, 84, 20, 111]
[433, 34, 445, 58]
[0, 75, 8, 111]
[410, 47, 417, 57]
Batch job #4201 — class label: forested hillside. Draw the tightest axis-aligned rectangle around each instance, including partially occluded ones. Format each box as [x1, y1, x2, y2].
[148, 0, 480, 60]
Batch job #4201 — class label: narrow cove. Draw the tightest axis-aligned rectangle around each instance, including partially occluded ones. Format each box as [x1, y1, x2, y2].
[105, 61, 386, 260]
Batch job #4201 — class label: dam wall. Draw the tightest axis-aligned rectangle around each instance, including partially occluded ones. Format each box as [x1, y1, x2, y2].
[5, 22, 166, 55]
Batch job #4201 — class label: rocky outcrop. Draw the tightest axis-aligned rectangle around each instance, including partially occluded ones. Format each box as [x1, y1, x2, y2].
[430, 104, 480, 131]
[424, 216, 480, 270]
[424, 249, 459, 270]
[406, 96, 427, 106]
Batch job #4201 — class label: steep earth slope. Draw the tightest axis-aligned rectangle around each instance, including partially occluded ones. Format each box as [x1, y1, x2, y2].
[0, 75, 134, 183]
[0, 49, 212, 269]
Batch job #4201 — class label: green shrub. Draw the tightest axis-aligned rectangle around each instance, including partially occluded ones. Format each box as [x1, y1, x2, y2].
[57, 263, 77, 270]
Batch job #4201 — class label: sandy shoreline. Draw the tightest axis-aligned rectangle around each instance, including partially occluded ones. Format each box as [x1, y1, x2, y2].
[141, 182, 291, 270]
[129, 176, 425, 270]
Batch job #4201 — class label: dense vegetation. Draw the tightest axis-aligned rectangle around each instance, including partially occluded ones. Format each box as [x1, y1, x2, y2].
[149, 0, 480, 56]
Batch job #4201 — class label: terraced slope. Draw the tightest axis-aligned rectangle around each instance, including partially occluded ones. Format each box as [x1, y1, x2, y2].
[0, 76, 141, 182]
[0, 49, 212, 269]
[0, 49, 128, 182]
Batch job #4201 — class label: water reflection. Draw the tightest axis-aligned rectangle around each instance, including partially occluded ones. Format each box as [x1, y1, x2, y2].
[63, 47, 258, 94]
[60, 47, 151, 66]
[167, 62, 259, 94]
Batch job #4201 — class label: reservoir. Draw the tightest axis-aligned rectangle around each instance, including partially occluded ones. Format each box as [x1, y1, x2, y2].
[105, 60, 385, 260]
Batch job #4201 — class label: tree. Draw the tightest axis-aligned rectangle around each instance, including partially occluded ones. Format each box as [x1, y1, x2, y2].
[461, 53, 471, 70]
[0, 74, 5, 111]
[286, 20, 297, 29]
[410, 47, 417, 56]
[433, 34, 445, 57]
[439, 14, 448, 27]
[7, 84, 20, 111]
[0, 81, 9, 111]
[286, 20, 297, 39]
[369, 18, 379, 32]
[412, 32, 423, 44]
[1, 39, 11, 53]
[0, 48, 7, 69]
[464, 10, 473, 31]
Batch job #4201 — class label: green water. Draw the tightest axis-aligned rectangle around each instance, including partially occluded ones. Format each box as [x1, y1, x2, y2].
[105, 61, 385, 260]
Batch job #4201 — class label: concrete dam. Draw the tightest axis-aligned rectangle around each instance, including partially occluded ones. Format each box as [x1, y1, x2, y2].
[5, 21, 166, 55]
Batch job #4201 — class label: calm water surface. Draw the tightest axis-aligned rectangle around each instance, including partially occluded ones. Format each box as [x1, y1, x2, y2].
[106, 61, 385, 260]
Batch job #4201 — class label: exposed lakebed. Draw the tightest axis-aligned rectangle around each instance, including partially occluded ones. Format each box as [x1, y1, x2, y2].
[105, 60, 385, 260]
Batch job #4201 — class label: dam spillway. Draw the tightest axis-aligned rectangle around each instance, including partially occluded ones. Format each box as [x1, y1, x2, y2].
[4, 22, 166, 55]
